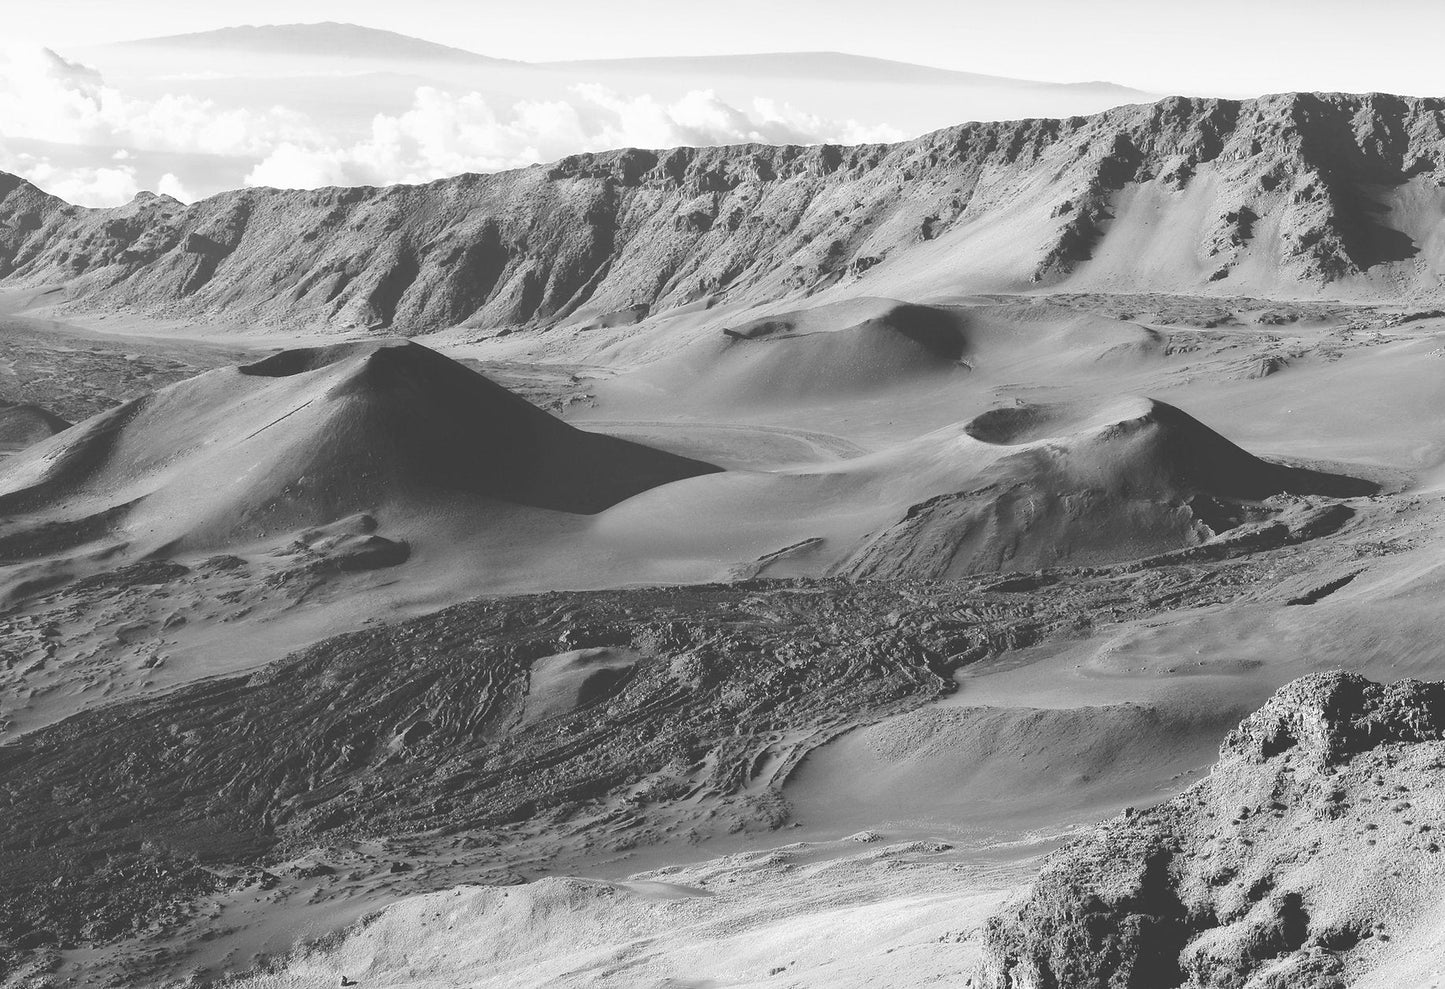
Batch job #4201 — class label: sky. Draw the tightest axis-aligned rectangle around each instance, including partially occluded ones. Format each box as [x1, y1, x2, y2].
[2, 1, 1444, 207]
[7, 0, 1445, 96]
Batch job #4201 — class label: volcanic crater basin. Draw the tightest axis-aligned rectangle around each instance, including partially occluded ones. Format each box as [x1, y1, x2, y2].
[0, 284, 1436, 989]
[3, 82, 1445, 989]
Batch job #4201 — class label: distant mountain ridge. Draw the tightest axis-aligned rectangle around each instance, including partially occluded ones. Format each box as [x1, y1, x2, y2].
[110, 21, 522, 65]
[105, 23, 1140, 92]
[537, 50, 1148, 94]
[1, 92, 1443, 335]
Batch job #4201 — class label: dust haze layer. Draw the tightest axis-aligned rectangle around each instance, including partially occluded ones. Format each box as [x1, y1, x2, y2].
[3, 93, 1445, 334]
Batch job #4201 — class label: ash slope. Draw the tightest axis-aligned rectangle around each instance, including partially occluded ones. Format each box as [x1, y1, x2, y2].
[0, 404, 68, 457]
[599, 388, 1375, 583]
[838, 397, 1374, 580]
[2, 93, 1445, 333]
[983, 672, 1445, 989]
[0, 337, 1374, 590]
[0, 340, 717, 562]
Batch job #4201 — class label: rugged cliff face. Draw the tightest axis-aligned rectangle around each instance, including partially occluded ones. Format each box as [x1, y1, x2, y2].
[1, 93, 1444, 335]
[982, 672, 1445, 989]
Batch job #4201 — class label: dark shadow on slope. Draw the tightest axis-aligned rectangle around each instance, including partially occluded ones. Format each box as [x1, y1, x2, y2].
[0, 404, 71, 451]
[325, 342, 722, 514]
[843, 398, 1377, 580]
[1143, 401, 1378, 499]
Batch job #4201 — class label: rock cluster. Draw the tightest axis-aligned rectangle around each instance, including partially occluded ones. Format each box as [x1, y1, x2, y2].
[983, 672, 1445, 989]
[1222, 672, 1445, 766]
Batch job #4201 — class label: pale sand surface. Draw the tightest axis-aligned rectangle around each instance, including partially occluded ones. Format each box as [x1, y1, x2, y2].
[3, 286, 1445, 986]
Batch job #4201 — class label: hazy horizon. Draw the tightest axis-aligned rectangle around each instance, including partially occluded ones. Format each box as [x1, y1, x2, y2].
[4, 3, 1444, 207]
[14, 0, 1445, 96]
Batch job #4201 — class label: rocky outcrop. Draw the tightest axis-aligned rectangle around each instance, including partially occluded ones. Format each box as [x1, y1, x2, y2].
[982, 672, 1445, 989]
[2, 94, 1444, 335]
[1221, 673, 1445, 767]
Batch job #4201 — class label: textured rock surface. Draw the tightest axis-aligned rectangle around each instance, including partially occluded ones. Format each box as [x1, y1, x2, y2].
[982, 672, 1445, 989]
[2, 93, 1444, 334]
[1221, 673, 1445, 767]
[0, 542, 1344, 986]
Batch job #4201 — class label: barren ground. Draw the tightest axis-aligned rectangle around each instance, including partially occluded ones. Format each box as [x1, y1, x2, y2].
[1, 285, 1444, 987]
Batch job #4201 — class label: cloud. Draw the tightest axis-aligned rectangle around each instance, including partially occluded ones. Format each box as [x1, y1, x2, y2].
[0, 46, 907, 204]
[155, 172, 194, 203]
[243, 84, 905, 190]
[118, 92, 317, 158]
[0, 47, 108, 145]
[0, 146, 205, 207]
[0, 45, 318, 157]
[5, 155, 140, 207]
[245, 144, 350, 190]
[0, 45, 319, 205]
[576, 85, 902, 149]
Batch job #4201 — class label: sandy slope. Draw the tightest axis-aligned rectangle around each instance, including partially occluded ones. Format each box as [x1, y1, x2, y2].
[560, 295, 1445, 473]
[1, 293, 1418, 742]
[0, 404, 68, 457]
[0, 339, 715, 560]
[205, 671, 1445, 989]
[0, 339, 725, 736]
[2, 92, 1445, 984]
[231, 838, 1017, 989]
[0, 303, 1381, 593]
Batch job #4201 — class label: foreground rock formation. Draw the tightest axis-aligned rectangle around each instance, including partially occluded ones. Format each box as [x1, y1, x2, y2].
[983, 672, 1445, 988]
[1, 93, 1444, 333]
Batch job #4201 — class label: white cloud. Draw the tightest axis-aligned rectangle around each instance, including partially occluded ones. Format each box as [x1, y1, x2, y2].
[245, 143, 350, 190]
[117, 92, 317, 157]
[244, 84, 906, 190]
[155, 172, 194, 203]
[0, 45, 319, 157]
[12, 157, 139, 207]
[0, 47, 108, 145]
[751, 97, 904, 146]
[0, 46, 906, 203]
